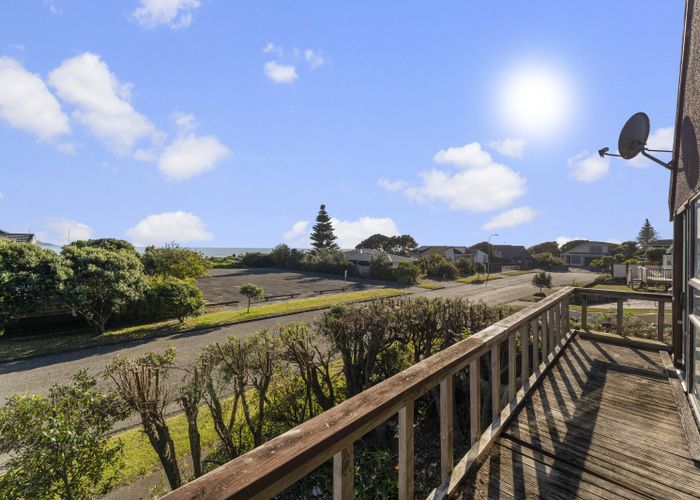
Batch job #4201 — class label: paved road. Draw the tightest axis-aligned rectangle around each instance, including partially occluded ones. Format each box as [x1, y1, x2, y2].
[0, 270, 593, 424]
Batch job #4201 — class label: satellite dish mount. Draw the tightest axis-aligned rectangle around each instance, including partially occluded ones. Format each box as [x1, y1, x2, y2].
[598, 112, 672, 170]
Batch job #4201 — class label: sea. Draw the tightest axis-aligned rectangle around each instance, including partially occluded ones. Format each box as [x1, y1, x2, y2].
[39, 242, 273, 257]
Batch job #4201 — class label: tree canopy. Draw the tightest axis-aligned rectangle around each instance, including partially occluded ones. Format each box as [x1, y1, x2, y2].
[142, 243, 210, 279]
[560, 239, 588, 253]
[355, 233, 418, 256]
[528, 241, 560, 256]
[69, 238, 138, 255]
[636, 219, 660, 247]
[310, 204, 339, 251]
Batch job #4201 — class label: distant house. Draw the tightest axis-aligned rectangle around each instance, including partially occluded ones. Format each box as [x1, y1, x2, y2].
[0, 229, 36, 244]
[644, 239, 674, 250]
[417, 245, 487, 264]
[489, 244, 534, 270]
[561, 241, 617, 267]
[343, 249, 417, 276]
[663, 244, 673, 269]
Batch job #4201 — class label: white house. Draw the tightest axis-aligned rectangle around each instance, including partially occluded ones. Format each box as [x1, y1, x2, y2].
[343, 249, 417, 276]
[561, 241, 617, 267]
[416, 246, 487, 264]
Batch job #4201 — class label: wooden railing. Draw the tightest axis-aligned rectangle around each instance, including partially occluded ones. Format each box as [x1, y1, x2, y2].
[576, 288, 671, 341]
[163, 287, 576, 500]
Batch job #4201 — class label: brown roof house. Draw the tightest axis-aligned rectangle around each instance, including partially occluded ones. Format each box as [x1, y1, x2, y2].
[0, 229, 36, 244]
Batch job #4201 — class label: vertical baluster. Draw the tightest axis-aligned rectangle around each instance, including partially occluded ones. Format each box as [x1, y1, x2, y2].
[398, 403, 414, 500]
[551, 306, 558, 348]
[508, 331, 516, 401]
[657, 300, 665, 342]
[470, 356, 481, 446]
[541, 309, 549, 360]
[520, 325, 529, 386]
[581, 294, 588, 331]
[563, 297, 570, 338]
[440, 376, 454, 484]
[616, 299, 624, 336]
[333, 445, 354, 500]
[491, 343, 501, 418]
[556, 301, 562, 343]
[531, 318, 539, 370]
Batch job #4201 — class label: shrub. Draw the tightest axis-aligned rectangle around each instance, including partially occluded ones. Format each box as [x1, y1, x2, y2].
[456, 258, 474, 276]
[0, 370, 126, 499]
[142, 243, 210, 279]
[394, 262, 420, 285]
[270, 243, 292, 267]
[0, 240, 70, 329]
[240, 252, 274, 267]
[146, 276, 204, 323]
[61, 246, 147, 334]
[369, 253, 393, 281]
[420, 254, 459, 280]
[531, 271, 553, 293]
[532, 252, 564, 270]
[240, 283, 265, 312]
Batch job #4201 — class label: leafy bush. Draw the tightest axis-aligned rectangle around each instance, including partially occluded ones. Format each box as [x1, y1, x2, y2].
[0, 370, 126, 499]
[532, 252, 564, 270]
[420, 254, 459, 280]
[240, 283, 265, 312]
[456, 258, 474, 276]
[142, 243, 210, 279]
[369, 253, 393, 281]
[240, 252, 274, 267]
[0, 240, 70, 328]
[531, 271, 553, 293]
[146, 276, 204, 323]
[394, 261, 420, 285]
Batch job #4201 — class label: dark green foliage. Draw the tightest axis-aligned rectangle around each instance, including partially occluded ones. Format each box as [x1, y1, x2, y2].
[145, 276, 204, 323]
[528, 241, 560, 256]
[636, 218, 660, 247]
[310, 204, 339, 251]
[0, 240, 70, 328]
[531, 271, 553, 293]
[356, 233, 419, 256]
[240, 251, 274, 267]
[474, 262, 487, 274]
[469, 241, 491, 254]
[559, 239, 588, 254]
[420, 253, 459, 280]
[394, 261, 420, 285]
[240, 283, 265, 312]
[456, 258, 474, 276]
[142, 243, 210, 279]
[618, 241, 639, 259]
[532, 252, 565, 270]
[369, 253, 393, 281]
[591, 255, 615, 272]
[645, 247, 666, 265]
[69, 238, 138, 255]
[0, 370, 126, 499]
[61, 245, 147, 333]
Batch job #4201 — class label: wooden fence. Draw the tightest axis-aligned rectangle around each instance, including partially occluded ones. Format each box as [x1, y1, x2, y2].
[162, 287, 671, 500]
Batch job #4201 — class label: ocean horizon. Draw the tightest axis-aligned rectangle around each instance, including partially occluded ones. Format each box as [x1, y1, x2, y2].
[38, 242, 277, 257]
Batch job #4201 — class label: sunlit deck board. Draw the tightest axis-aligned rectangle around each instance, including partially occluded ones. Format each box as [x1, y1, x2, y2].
[456, 336, 700, 499]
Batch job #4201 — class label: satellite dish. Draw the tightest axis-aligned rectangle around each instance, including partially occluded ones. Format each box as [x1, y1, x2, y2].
[617, 112, 650, 160]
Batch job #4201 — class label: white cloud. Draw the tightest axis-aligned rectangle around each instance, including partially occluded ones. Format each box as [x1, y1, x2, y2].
[568, 151, 609, 182]
[488, 138, 527, 159]
[43, 0, 62, 15]
[607, 238, 622, 245]
[555, 235, 584, 247]
[282, 220, 309, 246]
[433, 142, 493, 168]
[263, 42, 284, 57]
[0, 57, 69, 140]
[48, 52, 157, 155]
[405, 165, 525, 212]
[331, 217, 399, 248]
[56, 142, 76, 155]
[172, 111, 197, 132]
[158, 133, 230, 181]
[629, 126, 674, 168]
[264, 61, 298, 83]
[377, 178, 408, 192]
[482, 206, 537, 230]
[126, 211, 213, 246]
[38, 218, 94, 245]
[133, 0, 201, 29]
[281, 216, 399, 249]
[304, 49, 325, 69]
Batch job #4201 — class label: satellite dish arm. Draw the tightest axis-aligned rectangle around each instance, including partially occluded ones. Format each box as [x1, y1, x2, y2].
[641, 150, 672, 170]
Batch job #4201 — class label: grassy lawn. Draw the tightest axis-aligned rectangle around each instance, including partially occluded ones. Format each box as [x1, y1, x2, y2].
[457, 274, 503, 284]
[0, 288, 406, 362]
[499, 269, 537, 277]
[416, 282, 444, 290]
[589, 283, 636, 293]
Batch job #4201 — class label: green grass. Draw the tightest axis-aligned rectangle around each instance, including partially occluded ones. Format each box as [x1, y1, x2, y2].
[416, 283, 444, 290]
[499, 269, 537, 277]
[589, 283, 636, 293]
[457, 274, 503, 284]
[0, 288, 406, 362]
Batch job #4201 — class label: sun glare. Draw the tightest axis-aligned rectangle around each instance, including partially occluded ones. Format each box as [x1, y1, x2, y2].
[499, 65, 573, 137]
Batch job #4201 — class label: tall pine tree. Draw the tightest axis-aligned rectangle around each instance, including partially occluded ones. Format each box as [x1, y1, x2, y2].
[636, 218, 660, 246]
[310, 204, 339, 251]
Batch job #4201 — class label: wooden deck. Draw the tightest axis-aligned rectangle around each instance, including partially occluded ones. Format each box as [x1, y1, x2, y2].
[457, 336, 700, 499]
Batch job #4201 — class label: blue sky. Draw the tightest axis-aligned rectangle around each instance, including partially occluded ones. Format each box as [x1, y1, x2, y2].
[0, 1, 685, 248]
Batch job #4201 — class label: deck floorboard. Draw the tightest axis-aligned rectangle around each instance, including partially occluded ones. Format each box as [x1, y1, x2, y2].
[455, 336, 700, 499]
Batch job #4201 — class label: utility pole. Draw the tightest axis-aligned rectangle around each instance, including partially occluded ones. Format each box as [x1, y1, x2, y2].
[486, 233, 498, 286]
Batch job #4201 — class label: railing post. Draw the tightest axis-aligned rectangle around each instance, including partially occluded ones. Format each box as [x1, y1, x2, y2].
[469, 357, 481, 446]
[581, 294, 588, 331]
[657, 300, 665, 342]
[531, 318, 539, 370]
[398, 402, 414, 500]
[508, 331, 516, 400]
[333, 444, 354, 500]
[520, 325, 529, 385]
[491, 343, 501, 418]
[616, 299, 624, 336]
[440, 375, 454, 484]
[563, 296, 570, 337]
[554, 303, 561, 345]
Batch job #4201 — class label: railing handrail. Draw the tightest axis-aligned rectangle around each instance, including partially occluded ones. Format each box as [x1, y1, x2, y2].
[163, 287, 576, 500]
[573, 287, 671, 302]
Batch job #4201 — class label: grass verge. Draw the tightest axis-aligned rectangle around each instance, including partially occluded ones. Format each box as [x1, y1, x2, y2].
[457, 274, 503, 284]
[0, 288, 406, 362]
[416, 283, 444, 290]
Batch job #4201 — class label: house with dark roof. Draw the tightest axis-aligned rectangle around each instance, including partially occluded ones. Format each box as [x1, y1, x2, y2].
[488, 244, 535, 270]
[0, 229, 36, 244]
[644, 238, 674, 250]
[343, 248, 417, 276]
[416, 245, 488, 264]
[560, 240, 617, 267]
